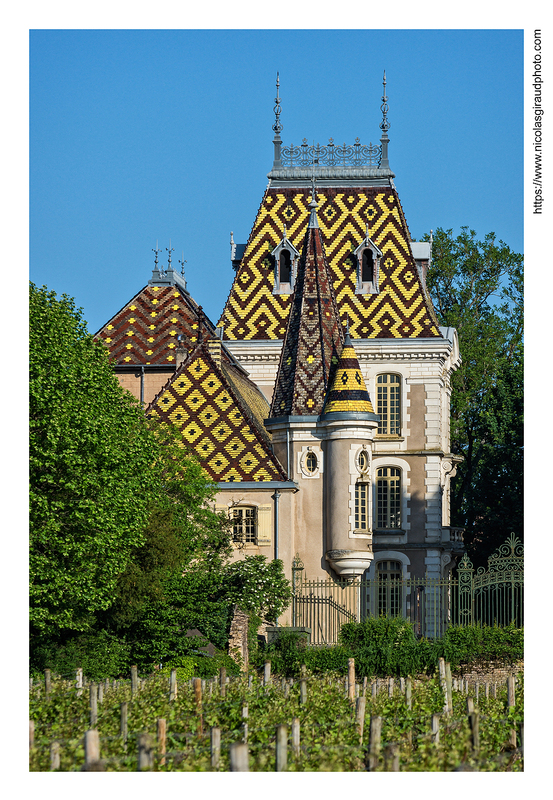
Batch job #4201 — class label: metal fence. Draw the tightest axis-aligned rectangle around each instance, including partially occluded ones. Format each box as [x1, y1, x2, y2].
[292, 534, 524, 644]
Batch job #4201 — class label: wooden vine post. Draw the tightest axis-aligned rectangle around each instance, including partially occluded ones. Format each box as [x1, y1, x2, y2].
[120, 702, 128, 747]
[367, 716, 382, 771]
[438, 658, 452, 713]
[157, 718, 166, 767]
[193, 677, 203, 736]
[84, 729, 100, 769]
[131, 665, 138, 697]
[292, 718, 300, 759]
[211, 727, 221, 770]
[356, 696, 366, 745]
[348, 658, 356, 703]
[44, 669, 51, 698]
[219, 667, 227, 698]
[230, 742, 249, 771]
[76, 668, 83, 697]
[89, 683, 98, 728]
[384, 743, 400, 772]
[50, 741, 60, 771]
[276, 724, 288, 771]
[169, 669, 177, 702]
[137, 733, 154, 771]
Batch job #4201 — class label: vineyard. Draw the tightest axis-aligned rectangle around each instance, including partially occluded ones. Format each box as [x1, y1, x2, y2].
[29, 659, 523, 772]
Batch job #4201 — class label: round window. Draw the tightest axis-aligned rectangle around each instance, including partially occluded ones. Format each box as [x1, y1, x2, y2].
[358, 450, 369, 472]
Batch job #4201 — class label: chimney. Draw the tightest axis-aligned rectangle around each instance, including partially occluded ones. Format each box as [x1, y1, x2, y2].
[175, 335, 187, 369]
[207, 337, 222, 368]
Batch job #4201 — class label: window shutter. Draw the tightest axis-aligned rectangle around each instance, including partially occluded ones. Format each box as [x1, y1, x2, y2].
[257, 505, 272, 546]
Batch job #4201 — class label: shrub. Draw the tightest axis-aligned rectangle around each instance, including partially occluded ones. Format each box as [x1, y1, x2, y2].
[30, 630, 132, 680]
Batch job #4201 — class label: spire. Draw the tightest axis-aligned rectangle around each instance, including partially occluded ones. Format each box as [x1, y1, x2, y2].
[166, 241, 175, 275]
[379, 70, 391, 170]
[323, 331, 376, 416]
[308, 171, 319, 229]
[151, 240, 163, 281]
[269, 202, 344, 418]
[272, 72, 283, 168]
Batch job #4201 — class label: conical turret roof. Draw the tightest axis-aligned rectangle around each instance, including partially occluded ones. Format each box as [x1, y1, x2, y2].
[269, 189, 343, 417]
[323, 332, 376, 416]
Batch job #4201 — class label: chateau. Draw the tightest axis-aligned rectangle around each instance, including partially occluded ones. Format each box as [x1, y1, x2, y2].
[95, 75, 464, 628]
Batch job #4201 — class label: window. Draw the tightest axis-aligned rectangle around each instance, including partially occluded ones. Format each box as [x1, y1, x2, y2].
[376, 467, 401, 529]
[232, 507, 257, 545]
[377, 560, 402, 616]
[358, 449, 369, 473]
[354, 233, 382, 295]
[271, 229, 300, 294]
[279, 249, 292, 284]
[355, 481, 369, 531]
[305, 451, 318, 474]
[361, 249, 374, 283]
[376, 373, 401, 435]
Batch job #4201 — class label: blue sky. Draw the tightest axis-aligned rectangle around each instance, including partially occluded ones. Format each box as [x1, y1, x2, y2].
[29, 28, 524, 334]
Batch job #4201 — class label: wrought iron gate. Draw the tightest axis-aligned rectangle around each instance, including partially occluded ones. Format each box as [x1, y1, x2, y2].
[291, 534, 524, 644]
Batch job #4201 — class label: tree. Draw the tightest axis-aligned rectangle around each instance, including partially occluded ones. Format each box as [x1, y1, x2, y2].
[30, 284, 160, 636]
[425, 228, 523, 567]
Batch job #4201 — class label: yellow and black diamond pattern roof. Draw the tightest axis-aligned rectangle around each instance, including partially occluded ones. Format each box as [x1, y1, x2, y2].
[219, 187, 441, 340]
[323, 334, 375, 415]
[95, 284, 213, 365]
[146, 341, 287, 483]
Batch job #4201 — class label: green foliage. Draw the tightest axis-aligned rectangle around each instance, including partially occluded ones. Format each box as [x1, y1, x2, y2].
[29, 284, 160, 635]
[260, 622, 523, 679]
[29, 668, 524, 772]
[224, 555, 292, 622]
[30, 630, 132, 681]
[435, 624, 524, 669]
[424, 228, 523, 566]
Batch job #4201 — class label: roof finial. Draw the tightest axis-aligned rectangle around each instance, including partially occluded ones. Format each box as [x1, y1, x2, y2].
[152, 240, 161, 268]
[379, 70, 391, 170]
[166, 240, 174, 272]
[178, 251, 187, 278]
[272, 72, 283, 168]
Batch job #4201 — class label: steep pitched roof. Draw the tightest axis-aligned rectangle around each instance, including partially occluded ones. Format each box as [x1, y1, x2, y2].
[219, 185, 441, 340]
[146, 339, 287, 483]
[269, 192, 344, 418]
[95, 282, 214, 365]
[323, 332, 376, 415]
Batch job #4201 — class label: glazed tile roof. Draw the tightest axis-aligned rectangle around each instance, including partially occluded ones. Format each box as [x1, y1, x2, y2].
[219, 186, 441, 340]
[269, 198, 344, 418]
[323, 333, 376, 415]
[146, 339, 287, 483]
[95, 283, 214, 365]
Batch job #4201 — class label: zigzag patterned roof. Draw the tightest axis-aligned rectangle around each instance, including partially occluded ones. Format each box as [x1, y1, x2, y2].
[95, 283, 214, 365]
[146, 340, 287, 483]
[219, 186, 441, 341]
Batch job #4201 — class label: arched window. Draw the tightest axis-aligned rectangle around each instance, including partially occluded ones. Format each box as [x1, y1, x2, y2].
[376, 467, 401, 529]
[361, 249, 374, 283]
[377, 560, 402, 616]
[355, 481, 369, 531]
[279, 249, 292, 284]
[376, 373, 401, 436]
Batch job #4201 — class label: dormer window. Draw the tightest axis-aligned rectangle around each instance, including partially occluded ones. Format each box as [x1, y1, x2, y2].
[272, 226, 300, 295]
[279, 249, 292, 284]
[354, 227, 382, 295]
